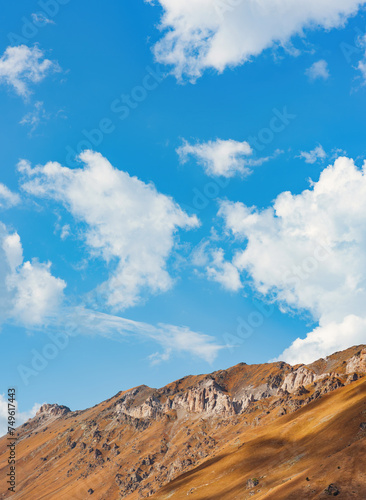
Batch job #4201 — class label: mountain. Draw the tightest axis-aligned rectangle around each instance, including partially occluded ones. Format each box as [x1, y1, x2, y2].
[1, 345, 366, 499]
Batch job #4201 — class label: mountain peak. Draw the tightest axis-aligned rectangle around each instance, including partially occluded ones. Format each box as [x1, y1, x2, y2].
[36, 404, 71, 417]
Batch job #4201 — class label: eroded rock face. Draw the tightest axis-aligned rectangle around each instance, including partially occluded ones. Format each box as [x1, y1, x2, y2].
[114, 377, 290, 421]
[280, 366, 317, 393]
[116, 394, 163, 420]
[114, 386, 153, 419]
[346, 348, 366, 374]
[170, 378, 235, 416]
[112, 350, 366, 425]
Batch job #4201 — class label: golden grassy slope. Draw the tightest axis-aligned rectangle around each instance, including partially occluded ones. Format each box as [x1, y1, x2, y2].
[153, 378, 366, 499]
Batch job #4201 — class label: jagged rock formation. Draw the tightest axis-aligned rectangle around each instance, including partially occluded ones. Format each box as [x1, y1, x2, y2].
[36, 404, 71, 418]
[0, 345, 366, 499]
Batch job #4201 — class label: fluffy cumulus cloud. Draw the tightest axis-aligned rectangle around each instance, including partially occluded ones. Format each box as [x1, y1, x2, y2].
[148, 0, 365, 80]
[298, 144, 327, 164]
[0, 45, 58, 98]
[305, 60, 330, 81]
[0, 183, 20, 208]
[177, 139, 256, 178]
[215, 157, 366, 363]
[18, 150, 199, 310]
[0, 395, 41, 437]
[0, 222, 66, 327]
[7, 261, 66, 325]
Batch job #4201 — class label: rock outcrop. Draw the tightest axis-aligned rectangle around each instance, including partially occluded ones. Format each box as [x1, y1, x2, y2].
[346, 347, 366, 374]
[36, 403, 71, 417]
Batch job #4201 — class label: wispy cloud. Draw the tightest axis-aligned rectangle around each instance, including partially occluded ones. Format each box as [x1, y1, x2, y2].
[24, 306, 225, 365]
[298, 144, 326, 164]
[0, 183, 20, 208]
[356, 34, 366, 82]
[86, 308, 224, 364]
[31, 13, 55, 25]
[306, 60, 330, 81]
[20, 101, 49, 133]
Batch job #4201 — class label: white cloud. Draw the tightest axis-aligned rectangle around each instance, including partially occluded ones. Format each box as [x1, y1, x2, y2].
[0, 45, 58, 98]
[148, 0, 364, 80]
[20, 101, 49, 133]
[0, 169, 222, 365]
[2, 232, 23, 272]
[0, 395, 41, 437]
[39, 306, 224, 365]
[357, 35, 366, 82]
[31, 13, 55, 25]
[358, 60, 366, 81]
[0, 222, 66, 327]
[7, 260, 66, 325]
[278, 315, 366, 365]
[305, 59, 330, 81]
[0, 183, 20, 208]
[0, 224, 222, 364]
[60, 224, 70, 240]
[18, 150, 199, 310]
[143, 322, 224, 364]
[217, 156, 366, 363]
[298, 144, 327, 164]
[206, 248, 242, 291]
[0, 223, 221, 364]
[177, 138, 278, 178]
[177, 139, 252, 177]
[192, 240, 242, 291]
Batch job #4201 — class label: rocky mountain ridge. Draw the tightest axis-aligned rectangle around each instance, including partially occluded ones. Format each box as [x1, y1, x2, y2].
[95, 346, 366, 421]
[1, 345, 366, 499]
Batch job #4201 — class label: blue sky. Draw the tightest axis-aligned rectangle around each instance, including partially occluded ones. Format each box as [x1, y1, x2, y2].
[1, 1, 366, 425]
